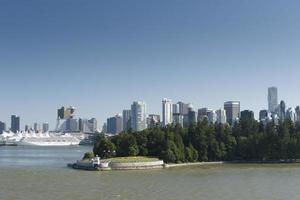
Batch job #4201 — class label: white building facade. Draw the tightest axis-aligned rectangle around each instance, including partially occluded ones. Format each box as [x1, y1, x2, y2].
[162, 98, 173, 126]
[131, 101, 147, 132]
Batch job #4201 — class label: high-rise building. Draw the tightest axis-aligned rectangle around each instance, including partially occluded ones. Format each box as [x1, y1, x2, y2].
[0, 121, 6, 134]
[197, 108, 216, 124]
[162, 98, 173, 126]
[11, 115, 20, 133]
[172, 103, 180, 114]
[102, 123, 107, 133]
[173, 113, 184, 127]
[206, 110, 216, 124]
[88, 118, 97, 133]
[34, 122, 41, 133]
[79, 118, 97, 133]
[295, 106, 300, 122]
[57, 106, 65, 119]
[131, 101, 147, 132]
[216, 109, 227, 124]
[224, 101, 240, 125]
[187, 111, 197, 126]
[78, 118, 84, 132]
[177, 101, 189, 115]
[122, 110, 132, 132]
[42, 122, 49, 133]
[279, 100, 286, 120]
[147, 114, 160, 128]
[107, 114, 123, 134]
[240, 110, 255, 121]
[25, 124, 31, 132]
[65, 118, 79, 132]
[186, 105, 196, 126]
[286, 108, 296, 122]
[268, 87, 278, 113]
[259, 110, 268, 121]
[56, 106, 77, 131]
[78, 118, 98, 133]
[197, 108, 209, 122]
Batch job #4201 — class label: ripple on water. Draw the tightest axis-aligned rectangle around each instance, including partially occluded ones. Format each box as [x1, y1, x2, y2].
[1, 147, 300, 200]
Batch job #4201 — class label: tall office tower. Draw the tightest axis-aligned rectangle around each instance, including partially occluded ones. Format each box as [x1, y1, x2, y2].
[131, 101, 147, 132]
[78, 118, 97, 133]
[173, 113, 184, 127]
[207, 110, 216, 124]
[147, 114, 160, 128]
[198, 108, 216, 124]
[56, 106, 77, 131]
[259, 110, 269, 121]
[295, 106, 300, 122]
[33, 122, 41, 133]
[240, 110, 255, 121]
[177, 101, 189, 115]
[187, 110, 197, 126]
[107, 114, 123, 135]
[279, 100, 286, 120]
[172, 103, 180, 114]
[78, 118, 84, 132]
[122, 109, 132, 132]
[102, 123, 107, 133]
[88, 118, 97, 133]
[185, 105, 196, 126]
[162, 98, 173, 126]
[197, 108, 209, 122]
[25, 124, 31, 132]
[268, 87, 278, 113]
[216, 109, 227, 124]
[11, 115, 20, 133]
[65, 118, 79, 132]
[286, 108, 296, 122]
[224, 101, 240, 125]
[57, 106, 65, 119]
[0, 121, 6, 134]
[42, 122, 49, 133]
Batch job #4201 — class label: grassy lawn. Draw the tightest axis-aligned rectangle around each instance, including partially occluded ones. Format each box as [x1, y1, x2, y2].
[104, 156, 159, 163]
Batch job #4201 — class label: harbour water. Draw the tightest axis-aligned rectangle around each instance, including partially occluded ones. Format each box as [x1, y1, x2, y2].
[1, 146, 300, 200]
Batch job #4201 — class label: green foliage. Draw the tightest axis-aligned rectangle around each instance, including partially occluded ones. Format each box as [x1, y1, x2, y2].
[111, 133, 139, 157]
[93, 119, 300, 163]
[93, 137, 116, 159]
[83, 152, 95, 160]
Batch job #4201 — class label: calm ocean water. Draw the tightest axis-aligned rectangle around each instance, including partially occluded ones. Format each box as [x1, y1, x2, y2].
[1, 146, 300, 200]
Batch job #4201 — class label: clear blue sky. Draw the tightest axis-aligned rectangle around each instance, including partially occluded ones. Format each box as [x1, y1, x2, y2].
[1, 0, 300, 129]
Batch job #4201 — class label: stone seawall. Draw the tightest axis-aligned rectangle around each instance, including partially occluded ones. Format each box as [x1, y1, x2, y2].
[164, 161, 225, 168]
[110, 160, 164, 170]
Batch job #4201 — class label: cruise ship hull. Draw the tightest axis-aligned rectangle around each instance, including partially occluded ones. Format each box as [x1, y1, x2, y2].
[1, 131, 81, 146]
[17, 135, 80, 146]
[17, 141, 80, 146]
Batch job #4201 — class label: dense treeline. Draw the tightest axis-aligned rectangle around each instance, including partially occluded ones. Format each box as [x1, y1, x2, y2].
[93, 118, 300, 163]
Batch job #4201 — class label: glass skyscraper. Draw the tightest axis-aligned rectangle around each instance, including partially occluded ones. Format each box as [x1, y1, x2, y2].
[11, 115, 20, 133]
[122, 109, 132, 132]
[268, 87, 278, 113]
[224, 101, 240, 125]
[131, 101, 147, 132]
[162, 98, 173, 126]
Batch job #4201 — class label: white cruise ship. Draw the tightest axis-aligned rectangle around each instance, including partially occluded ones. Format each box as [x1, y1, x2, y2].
[0, 131, 80, 146]
[18, 134, 80, 146]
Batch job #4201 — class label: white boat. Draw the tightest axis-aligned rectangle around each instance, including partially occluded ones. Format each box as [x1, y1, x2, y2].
[1, 131, 80, 146]
[17, 134, 80, 146]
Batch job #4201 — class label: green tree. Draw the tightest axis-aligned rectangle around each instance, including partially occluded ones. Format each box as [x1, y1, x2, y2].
[93, 138, 116, 159]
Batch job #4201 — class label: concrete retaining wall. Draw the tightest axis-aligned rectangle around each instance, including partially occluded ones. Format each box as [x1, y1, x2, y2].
[110, 160, 164, 170]
[164, 161, 225, 168]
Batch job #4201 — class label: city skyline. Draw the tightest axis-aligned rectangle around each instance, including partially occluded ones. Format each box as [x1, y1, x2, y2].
[1, 1, 300, 128]
[0, 86, 299, 132]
